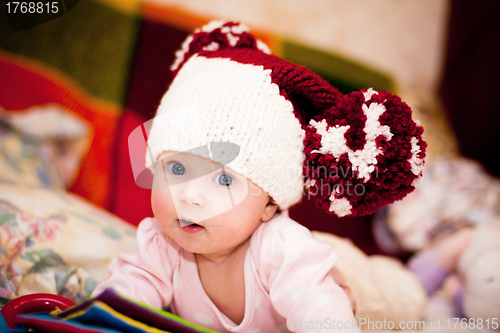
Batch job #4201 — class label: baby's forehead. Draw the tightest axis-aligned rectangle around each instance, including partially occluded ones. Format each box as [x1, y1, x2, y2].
[158, 150, 211, 163]
[158, 150, 237, 174]
[158, 150, 191, 159]
[158, 142, 240, 164]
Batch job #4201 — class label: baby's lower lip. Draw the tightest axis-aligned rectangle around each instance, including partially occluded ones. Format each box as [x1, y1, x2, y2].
[177, 219, 205, 234]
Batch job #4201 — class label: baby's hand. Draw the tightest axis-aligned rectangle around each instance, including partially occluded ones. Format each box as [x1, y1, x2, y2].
[331, 267, 356, 314]
[443, 274, 463, 299]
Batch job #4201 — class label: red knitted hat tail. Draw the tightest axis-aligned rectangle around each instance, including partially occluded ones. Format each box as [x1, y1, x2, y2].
[303, 89, 426, 217]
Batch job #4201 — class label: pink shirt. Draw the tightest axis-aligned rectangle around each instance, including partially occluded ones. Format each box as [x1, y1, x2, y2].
[92, 211, 360, 333]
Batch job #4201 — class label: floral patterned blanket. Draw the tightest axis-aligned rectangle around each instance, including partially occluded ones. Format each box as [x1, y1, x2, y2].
[0, 107, 136, 305]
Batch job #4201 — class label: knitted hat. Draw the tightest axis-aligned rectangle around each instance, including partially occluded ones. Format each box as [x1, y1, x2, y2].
[145, 20, 426, 217]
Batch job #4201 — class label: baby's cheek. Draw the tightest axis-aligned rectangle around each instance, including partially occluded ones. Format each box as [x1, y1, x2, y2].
[151, 188, 174, 219]
[151, 189, 178, 239]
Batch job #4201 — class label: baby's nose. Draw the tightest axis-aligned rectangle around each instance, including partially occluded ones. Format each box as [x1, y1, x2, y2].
[177, 180, 205, 207]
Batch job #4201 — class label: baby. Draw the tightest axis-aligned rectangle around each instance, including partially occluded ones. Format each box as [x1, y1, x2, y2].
[92, 21, 426, 333]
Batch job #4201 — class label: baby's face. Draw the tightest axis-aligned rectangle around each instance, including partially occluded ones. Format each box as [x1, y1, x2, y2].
[151, 151, 277, 260]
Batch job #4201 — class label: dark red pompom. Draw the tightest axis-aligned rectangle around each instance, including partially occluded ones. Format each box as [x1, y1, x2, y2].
[303, 88, 426, 217]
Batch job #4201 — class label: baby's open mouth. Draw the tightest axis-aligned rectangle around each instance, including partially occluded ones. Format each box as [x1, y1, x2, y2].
[177, 219, 205, 233]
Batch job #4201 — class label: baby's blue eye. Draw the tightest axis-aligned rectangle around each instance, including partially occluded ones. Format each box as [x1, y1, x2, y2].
[170, 162, 185, 175]
[215, 173, 233, 186]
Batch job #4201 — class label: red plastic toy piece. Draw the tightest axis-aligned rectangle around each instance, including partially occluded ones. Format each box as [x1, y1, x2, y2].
[1, 293, 75, 329]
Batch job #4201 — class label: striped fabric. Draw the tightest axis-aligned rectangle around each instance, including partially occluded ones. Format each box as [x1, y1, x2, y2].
[13, 288, 218, 332]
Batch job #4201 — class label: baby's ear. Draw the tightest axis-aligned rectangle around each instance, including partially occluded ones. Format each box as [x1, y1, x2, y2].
[261, 198, 279, 222]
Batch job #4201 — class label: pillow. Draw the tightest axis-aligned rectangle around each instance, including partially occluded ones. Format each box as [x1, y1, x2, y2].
[0, 104, 92, 189]
[386, 157, 500, 252]
[0, 182, 136, 303]
[312, 231, 427, 327]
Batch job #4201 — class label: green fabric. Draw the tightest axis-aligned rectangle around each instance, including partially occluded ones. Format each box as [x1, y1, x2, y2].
[282, 41, 395, 94]
[123, 293, 216, 332]
[0, 0, 139, 105]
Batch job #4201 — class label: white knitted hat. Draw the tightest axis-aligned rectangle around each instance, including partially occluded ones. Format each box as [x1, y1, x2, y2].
[143, 21, 426, 216]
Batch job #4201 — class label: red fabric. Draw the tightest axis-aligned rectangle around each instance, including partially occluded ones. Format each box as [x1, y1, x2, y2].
[125, 20, 188, 120]
[108, 110, 153, 226]
[107, 21, 190, 225]
[440, 0, 500, 178]
[289, 198, 378, 255]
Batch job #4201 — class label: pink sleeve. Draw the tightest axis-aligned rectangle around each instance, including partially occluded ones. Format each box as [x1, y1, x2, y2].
[91, 218, 173, 309]
[256, 219, 362, 333]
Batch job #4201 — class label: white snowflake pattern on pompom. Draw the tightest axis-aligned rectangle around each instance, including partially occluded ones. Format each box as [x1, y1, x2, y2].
[305, 178, 316, 194]
[328, 195, 352, 217]
[409, 136, 425, 183]
[363, 87, 377, 101]
[310, 119, 350, 157]
[309, 96, 394, 183]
